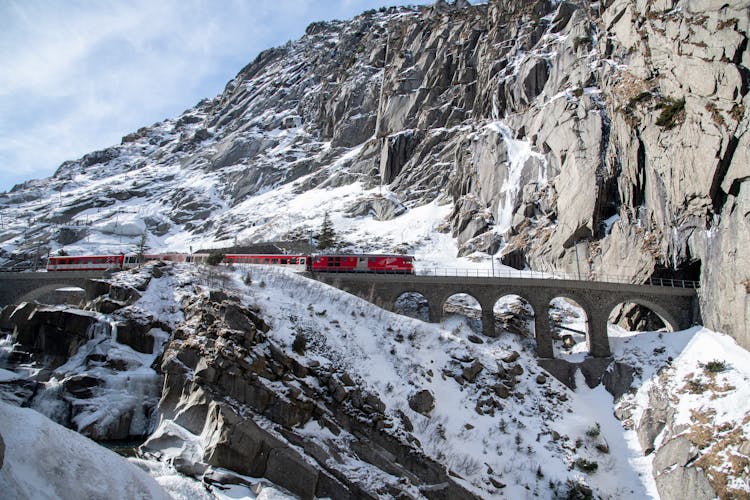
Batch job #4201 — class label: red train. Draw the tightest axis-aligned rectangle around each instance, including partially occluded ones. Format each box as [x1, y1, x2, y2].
[46, 253, 414, 274]
[309, 254, 413, 273]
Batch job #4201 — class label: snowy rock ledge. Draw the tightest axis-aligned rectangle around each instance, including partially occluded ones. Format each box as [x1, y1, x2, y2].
[0, 400, 170, 499]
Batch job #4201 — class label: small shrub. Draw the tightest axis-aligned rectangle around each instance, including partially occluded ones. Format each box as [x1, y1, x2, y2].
[730, 103, 745, 122]
[574, 458, 598, 473]
[685, 378, 707, 394]
[292, 332, 307, 355]
[243, 272, 252, 286]
[703, 359, 728, 374]
[585, 423, 601, 438]
[206, 252, 225, 266]
[259, 280, 266, 288]
[565, 479, 594, 499]
[655, 97, 685, 129]
[627, 91, 652, 109]
[572, 87, 584, 98]
[705, 102, 725, 127]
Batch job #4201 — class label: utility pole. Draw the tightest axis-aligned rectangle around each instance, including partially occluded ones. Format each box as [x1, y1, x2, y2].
[574, 241, 581, 280]
[308, 229, 314, 272]
[34, 241, 40, 271]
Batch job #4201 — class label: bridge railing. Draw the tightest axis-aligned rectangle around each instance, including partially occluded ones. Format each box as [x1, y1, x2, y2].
[415, 267, 700, 289]
[0, 264, 39, 273]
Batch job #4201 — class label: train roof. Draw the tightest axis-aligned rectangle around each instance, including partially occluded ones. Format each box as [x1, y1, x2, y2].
[49, 254, 123, 259]
[224, 253, 307, 257]
[313, 253, 414, 258]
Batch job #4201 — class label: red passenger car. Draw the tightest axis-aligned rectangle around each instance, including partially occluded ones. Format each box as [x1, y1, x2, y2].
[310, 254, 414, 274]
[47, 254, 124, 271]
[225, 254, 308, 271]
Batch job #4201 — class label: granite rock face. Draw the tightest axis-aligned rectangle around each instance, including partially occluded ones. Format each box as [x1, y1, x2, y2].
[144, 290, 479, 500]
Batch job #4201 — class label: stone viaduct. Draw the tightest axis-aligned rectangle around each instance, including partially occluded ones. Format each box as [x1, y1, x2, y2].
[0, 269, 699, 359]
[0, 271, 104, 307]
[306, 273, 699, 358]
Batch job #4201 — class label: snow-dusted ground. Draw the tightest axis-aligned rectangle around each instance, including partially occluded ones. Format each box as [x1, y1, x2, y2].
[612, 325, 750, 498]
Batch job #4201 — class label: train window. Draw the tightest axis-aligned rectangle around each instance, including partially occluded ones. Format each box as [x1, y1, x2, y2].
[281, 259, 287, 265]
[300, 258, 305, 264]
[263, 258, 270, 264]
[272, 258, 278, 264]
[254, 258, 260, 264]
[359, 257, 365, 262]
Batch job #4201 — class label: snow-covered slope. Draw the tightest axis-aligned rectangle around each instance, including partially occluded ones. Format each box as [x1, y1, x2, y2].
[0, 400, 170, 499]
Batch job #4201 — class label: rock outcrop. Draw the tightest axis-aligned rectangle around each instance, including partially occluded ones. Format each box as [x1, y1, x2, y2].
[0, 265, 174, 441]
[145, 290, 479, 500]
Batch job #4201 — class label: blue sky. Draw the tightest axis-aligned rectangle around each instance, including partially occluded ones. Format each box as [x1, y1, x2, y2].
[0, 0, 440, 192]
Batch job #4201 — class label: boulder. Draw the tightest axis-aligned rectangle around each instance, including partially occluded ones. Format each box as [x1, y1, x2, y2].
[652, 436, 695, 474]
[63, 374, 103, 399]
[602, 362, 635, 400]
[408, 389, 435, 416]
[462, 361, 484, 382]
[655, 464, 716, 500]
[115, 319, 155, 354]
[345, 195, 407, 221]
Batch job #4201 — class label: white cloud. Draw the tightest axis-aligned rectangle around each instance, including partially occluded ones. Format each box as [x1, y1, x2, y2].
[0, 0, 435, 191]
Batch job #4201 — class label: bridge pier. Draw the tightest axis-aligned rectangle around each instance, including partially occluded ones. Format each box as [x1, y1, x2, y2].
[533, 306, 554, 359]
[481, 309, 496, 338]
[588, 312, 612, 357]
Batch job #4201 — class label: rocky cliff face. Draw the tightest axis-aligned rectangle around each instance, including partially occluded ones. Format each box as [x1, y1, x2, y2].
[0, 0, 748, 347]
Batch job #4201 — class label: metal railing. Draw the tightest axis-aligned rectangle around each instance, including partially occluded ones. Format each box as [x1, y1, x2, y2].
[414, 267, 700, 288]
[309, 265, 700, 288]
[0, 264, 38, 273]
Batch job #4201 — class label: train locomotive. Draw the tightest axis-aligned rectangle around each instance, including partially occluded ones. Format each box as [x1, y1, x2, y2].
[46, 252, 415, 274]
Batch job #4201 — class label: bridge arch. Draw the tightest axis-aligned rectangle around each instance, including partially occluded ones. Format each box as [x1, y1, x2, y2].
[607, 297, 680, 332]
[15, 283, 86, 305]
[393, 291, 431, 322]
[493, 294, 535, 338]
[548, 296, 590, 356]
[305, 272, 698, 359]
[442, 292, 483, 334]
